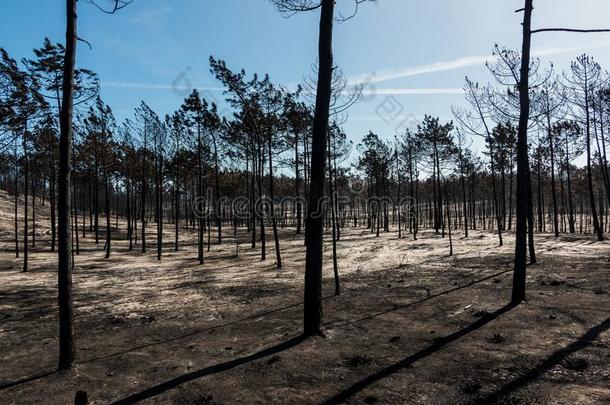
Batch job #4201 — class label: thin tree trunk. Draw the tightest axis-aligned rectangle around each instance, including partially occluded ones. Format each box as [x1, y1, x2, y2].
[268, 124, 282, 269]
[213, 135, 222, 244]
[296, 131, 302, 235]
[50, 168, 56, 251]
[14, 156, 19, 258]
[461, 169, 469, 237]
[328, 131, 339, 295]
[104, 160, 111, 259]
[584, 80, 604, 241]
[23, 146, 29, 273]
[547, 109, 560, 236]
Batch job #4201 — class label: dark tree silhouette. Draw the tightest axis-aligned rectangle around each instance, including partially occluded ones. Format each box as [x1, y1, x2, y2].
[513, 0, 610, 303]
[57, 0, 78, 371]
[57, 0, 131, 371]
[270, 0, 373, 337]
[512, 0, 534, 304]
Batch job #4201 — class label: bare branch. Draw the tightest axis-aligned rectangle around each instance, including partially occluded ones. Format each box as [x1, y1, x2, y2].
[81, 0, 133, 14]
[532, 27, 610, 34]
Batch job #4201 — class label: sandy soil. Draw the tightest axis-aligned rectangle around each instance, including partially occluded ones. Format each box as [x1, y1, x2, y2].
[0, 191, 609, 404]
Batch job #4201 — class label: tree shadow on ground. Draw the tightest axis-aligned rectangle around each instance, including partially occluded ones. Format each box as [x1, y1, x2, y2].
[81, 295, 334, 364]
[109, 334, 307, 404]
[320, 302, 519, 404]
[474, 317, 610, 404]
[327, 269, 511, 328]
[0, 266, 511, 392]
[90, 268, 510, 364]
[0, 371, 56, 391]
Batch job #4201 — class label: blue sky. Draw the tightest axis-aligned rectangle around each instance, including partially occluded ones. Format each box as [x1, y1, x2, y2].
[3, 0, 610, 154]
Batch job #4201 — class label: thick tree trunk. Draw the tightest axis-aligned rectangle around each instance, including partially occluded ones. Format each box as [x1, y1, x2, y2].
[303, 0, 334, 337]
[512, 0, 533, 304]
[57, 0, 77, 370]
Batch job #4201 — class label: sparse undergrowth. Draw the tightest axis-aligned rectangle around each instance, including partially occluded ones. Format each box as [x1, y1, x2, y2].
[0, 196, 609, 404]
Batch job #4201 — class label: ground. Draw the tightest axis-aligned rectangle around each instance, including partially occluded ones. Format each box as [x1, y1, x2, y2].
[0, 191, 609, 404]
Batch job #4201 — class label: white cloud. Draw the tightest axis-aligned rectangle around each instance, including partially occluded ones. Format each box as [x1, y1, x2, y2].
[101, 81, 223, 92]
[130, 5, 173, 24]
[363, 87, 464, 96]
[348, 39, 610, 85]
[350, 55, 488, 85]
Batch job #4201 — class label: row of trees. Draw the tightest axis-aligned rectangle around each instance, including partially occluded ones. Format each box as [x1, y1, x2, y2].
[1, 0, 609, 371]
[2, 46, 610, 270]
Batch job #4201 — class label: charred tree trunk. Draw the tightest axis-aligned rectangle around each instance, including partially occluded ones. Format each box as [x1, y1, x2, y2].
[14, 153, 19, 258]
[565, 134, 576, 233]
[71, 148, 79, 256]
[527, 165, 537, 264]
[584, 80, 604, 241]
[328, 132, 339, 295]
[50, 167, 56, 251]
[32, 168, 36, 247]
[295, 131, 302, 235]
[104, 159, 111, 259]
[512, 0, 533, 304]
[268, 124, 282, 269]
[155, 143, 163, 261]
[57, 0, 77, 369]
[546, 110, 559, 237]
[174, 174, 179, 251]
[488, 140, 503, 246]
[213, 134, 222, 244]
[127, 175, 133, 250]
[141, 131, 147, 254]
[197, 124, 204, 264]
[460, 168, 469, 237]
[303, 0, 334, 337]
[23, 144, 29, 273]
